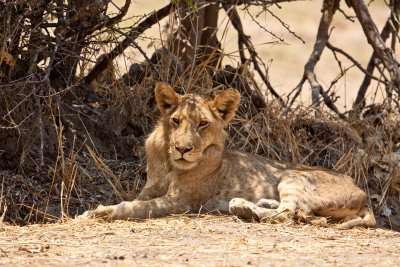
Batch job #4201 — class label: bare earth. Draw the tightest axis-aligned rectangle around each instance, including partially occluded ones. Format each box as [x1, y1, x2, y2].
[1, 216, 399, 266]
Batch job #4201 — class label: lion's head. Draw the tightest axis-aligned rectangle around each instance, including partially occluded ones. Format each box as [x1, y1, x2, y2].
[154, 83, 241, 170]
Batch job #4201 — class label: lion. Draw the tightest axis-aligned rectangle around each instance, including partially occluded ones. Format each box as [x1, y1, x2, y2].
[79, 83, 376, 229]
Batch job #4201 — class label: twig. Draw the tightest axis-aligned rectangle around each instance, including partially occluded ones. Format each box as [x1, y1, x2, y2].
[75, 0, 132, 42]
[328, 40, 344, 73]
[338, 7, 356, 22]
[105, 0, 131, 28]
[326, 65, 354, 93]
[224, 4, 285, 106]
[264, 8, 305, 44]
[224, 4, 247, 63]
[111, 26, 161, 80]
[286, 76, 306, 110]
[326, 42, 387, 84]
[186, 7, 201, 91]
[35, 87, 44, 166]
[244, 6, 285, 42]
[84, 3, 173, 84]
[45, 29, 62, 87]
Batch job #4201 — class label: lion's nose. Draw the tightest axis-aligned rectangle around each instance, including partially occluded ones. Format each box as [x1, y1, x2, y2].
[176, 145, 193, 155]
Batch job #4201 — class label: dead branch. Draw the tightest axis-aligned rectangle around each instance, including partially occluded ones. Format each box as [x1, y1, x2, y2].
[219, 0, 304, 5]
[353, 6, 397, 112]
[84, 3, 173, 84]
[222, 3, 246, 64]
[348, 0, 400, 105]
[287, 0, 343, 119]
[223, 4, 285, 106]
[306, 0, 338, 108]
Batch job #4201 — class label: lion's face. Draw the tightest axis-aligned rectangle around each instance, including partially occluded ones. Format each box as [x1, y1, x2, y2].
[155, 83, 241, 170]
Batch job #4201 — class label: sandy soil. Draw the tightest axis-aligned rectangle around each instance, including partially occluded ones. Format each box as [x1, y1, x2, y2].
[1, 216, 399, 266]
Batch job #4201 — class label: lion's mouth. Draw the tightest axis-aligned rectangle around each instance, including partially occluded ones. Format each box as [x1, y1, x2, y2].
[171, 156, 198, 170]
[169, 148, 201, 169]
[174, 157, 195, 163]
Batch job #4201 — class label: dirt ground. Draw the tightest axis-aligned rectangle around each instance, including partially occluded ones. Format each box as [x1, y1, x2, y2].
[1, 216, 399, 267]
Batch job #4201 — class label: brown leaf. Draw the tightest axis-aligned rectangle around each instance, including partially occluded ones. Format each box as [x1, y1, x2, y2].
[0, 46, 16, 67]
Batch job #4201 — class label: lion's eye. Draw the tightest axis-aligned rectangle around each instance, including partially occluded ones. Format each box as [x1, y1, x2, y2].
[171, 117, 179, 125]
[199, 120, 209, 128]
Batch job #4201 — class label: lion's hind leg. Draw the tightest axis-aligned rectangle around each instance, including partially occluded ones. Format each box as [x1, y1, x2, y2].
[335, 207, 376, 229]
[229, 198, 329, 226]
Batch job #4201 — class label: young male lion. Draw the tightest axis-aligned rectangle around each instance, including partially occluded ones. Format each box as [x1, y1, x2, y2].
[80, 83, 376, 229]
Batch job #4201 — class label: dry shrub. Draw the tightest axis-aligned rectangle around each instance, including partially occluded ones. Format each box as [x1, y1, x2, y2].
[0, 43, 399, 229]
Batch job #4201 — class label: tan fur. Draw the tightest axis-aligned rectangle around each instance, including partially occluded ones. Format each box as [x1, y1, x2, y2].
[79, 83, 376, 229]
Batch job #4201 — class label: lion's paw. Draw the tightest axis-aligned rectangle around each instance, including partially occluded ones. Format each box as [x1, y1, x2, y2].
[256, 199, 280, 209]
[76, 210, 94, 220]
[76, 205, 112, 220]
[229, 198, 260, 221]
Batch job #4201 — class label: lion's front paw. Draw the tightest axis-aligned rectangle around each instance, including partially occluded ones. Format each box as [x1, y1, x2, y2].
[229, 198, 260, 221]
[76, 205, 115, 220]
[76, 210, 92, 220]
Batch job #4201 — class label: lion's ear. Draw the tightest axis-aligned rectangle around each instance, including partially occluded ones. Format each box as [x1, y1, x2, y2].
[212, 89, 241, 123]
[155, 83, 179, 114]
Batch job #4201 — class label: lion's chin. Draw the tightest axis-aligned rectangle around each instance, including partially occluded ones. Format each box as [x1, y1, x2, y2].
[171, 158, 199, 170]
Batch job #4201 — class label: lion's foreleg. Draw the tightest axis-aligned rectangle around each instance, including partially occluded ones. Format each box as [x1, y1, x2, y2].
[79, 195, 191, 221]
